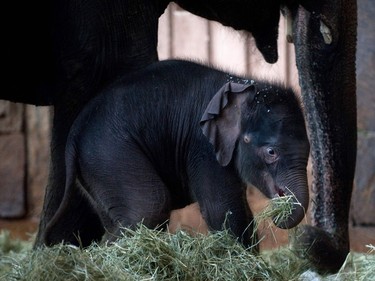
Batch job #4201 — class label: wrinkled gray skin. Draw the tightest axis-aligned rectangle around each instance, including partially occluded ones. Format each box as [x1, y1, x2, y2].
[287, 0, 357, 273]
[44, 60, 310, 250]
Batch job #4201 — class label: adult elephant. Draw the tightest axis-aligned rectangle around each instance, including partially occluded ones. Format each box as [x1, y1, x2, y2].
[3, 0, 281, 105]
[2, 0, 356, 274]
[287, 0, 357, 273]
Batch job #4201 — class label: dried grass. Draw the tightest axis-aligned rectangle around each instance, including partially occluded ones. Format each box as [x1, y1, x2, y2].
[0, 198, 373, 281]
[253, 195, 295, 231]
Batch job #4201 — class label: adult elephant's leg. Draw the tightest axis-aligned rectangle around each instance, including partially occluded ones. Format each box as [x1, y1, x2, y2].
[34, 104, 104, 247]
[291, 1, 357, 272]
[33, 0, 166, 246]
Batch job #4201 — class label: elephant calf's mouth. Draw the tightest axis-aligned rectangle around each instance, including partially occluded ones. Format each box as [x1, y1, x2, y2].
[275, 185, 285, 197]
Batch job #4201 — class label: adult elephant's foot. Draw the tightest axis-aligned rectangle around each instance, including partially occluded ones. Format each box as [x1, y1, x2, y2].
[291, 225, 349, 273]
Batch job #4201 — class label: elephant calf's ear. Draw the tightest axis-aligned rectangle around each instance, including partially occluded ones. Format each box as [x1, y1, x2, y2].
[200, 82, 255, 166]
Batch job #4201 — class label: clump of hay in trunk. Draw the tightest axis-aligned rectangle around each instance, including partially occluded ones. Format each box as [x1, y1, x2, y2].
[251, 194, 297, 243]
[254, 194, 296, 228]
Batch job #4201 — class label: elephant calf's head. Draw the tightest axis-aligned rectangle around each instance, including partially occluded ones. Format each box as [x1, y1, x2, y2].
[201, 81, 310, 229]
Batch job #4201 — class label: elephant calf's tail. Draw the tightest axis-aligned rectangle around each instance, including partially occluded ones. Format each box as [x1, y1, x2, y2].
[42, 141, 80, 246]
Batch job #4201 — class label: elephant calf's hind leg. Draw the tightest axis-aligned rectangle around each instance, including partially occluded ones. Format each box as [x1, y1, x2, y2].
[83, 153, 172, 241]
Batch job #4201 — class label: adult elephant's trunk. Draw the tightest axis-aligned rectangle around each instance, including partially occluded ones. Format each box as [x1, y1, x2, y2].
[291, 0, 357, 273]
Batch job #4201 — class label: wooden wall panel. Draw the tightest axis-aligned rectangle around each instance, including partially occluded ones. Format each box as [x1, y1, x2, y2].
[0, 100, 26, 219]
[159, 5, 296, 86]
[209, 22, 248, 74]
[0, 101, 24, 133]
[0, 134, 26, 218]
[158, 7, 171, 59]
[169, 4, 210, 61]
[25, 106, 51, 218]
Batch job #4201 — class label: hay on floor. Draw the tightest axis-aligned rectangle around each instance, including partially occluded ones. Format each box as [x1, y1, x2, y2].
[0, 197, 374, 280]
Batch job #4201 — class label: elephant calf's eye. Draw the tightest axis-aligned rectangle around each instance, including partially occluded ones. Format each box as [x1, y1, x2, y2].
[267, 148, 275, 155]
[264, 147, 278, 164]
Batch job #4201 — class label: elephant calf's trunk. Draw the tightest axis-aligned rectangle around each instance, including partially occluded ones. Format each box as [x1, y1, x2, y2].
[273, 180, 309, 229]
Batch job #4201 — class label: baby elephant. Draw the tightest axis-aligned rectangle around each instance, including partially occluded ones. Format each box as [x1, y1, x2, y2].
[45, 60, 310, 248]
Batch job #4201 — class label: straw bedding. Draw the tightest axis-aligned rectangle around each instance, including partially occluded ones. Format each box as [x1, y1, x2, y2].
[1, 197, 374, 281]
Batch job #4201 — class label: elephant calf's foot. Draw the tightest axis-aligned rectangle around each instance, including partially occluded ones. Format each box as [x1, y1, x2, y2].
[291, 225, 349, 274]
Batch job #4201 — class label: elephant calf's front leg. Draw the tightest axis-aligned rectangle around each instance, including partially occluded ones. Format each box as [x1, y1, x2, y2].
[196, 180, 257, 250]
